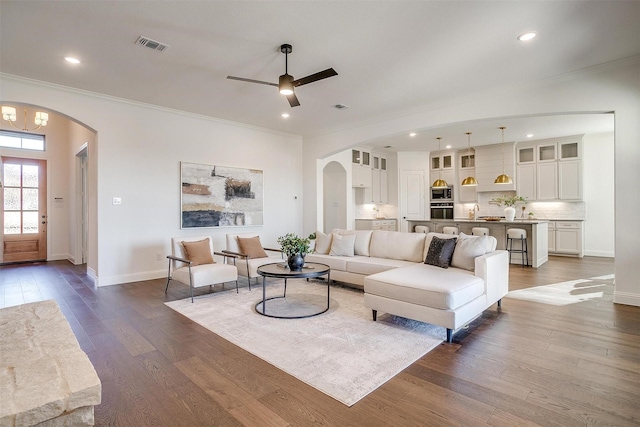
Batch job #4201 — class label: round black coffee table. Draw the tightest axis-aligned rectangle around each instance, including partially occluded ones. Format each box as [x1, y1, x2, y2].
[256, 262, 331, 319]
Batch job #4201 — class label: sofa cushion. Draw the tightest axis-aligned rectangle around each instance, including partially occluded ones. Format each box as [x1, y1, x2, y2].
[330, 233, 356, 256]
[425, 236, 457, 269]
[181, 238, 215, 266]
[314, 231, 333, 254]
[332, 229, 373, 256]
[423, 232, 458, 261]
[369, 230, 426, 262]
[364, 264, 484, 310]
[304, 253, 349, 271]
[237, 236, 268, 258]
[346, 257, 416, 276]
[451, 233, 496, 271]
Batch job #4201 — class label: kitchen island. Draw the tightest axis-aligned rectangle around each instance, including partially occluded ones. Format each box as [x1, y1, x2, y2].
[408, 218, 549, 268]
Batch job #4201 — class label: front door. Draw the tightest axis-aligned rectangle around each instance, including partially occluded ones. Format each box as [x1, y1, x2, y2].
[1, 157, 47, 263]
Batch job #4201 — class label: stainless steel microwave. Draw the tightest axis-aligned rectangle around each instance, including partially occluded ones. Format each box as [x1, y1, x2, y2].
[431, 186, 453, 201]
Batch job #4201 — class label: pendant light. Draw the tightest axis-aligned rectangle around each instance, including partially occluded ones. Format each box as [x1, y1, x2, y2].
[461, 132, 478, 186]
[432, 137, 448, 188]
[494, 126, 513, 184]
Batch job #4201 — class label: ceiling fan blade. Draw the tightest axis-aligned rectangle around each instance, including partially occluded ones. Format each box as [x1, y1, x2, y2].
[293, 68, 338, 87]
[286, 92, 300, 107]
[227, 76, 278, 87]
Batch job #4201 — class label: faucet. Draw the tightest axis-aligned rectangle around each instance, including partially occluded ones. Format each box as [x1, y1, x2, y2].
[473, 203, 480, 221]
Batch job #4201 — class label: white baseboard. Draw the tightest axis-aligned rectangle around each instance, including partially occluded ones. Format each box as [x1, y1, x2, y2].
[584, 250, 615, 258]
[87, 267, 97, 285]
[613, 291, 640, 307]
[48, 253, 69, 261]
[96, 269, 166, 287]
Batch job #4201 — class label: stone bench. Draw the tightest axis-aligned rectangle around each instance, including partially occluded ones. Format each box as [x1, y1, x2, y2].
[0, 300, 101, 426]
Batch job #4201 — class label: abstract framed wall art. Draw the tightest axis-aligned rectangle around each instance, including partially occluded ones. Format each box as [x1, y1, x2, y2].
[180, 162, 264, 228]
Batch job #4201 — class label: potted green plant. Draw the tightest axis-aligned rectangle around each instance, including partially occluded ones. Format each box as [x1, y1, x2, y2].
[492, 195, 527, 222]
[277, 233, 311, 271]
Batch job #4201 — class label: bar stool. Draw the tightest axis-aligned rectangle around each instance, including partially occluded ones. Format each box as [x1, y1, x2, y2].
[471, 227, 490, 236]
[442, 226, 459, 235]
[506, 228, 528, 267]
[415, 225, 429, 234]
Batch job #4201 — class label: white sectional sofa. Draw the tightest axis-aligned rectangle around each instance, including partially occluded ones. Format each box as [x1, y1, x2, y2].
[305, 229, 509, 342]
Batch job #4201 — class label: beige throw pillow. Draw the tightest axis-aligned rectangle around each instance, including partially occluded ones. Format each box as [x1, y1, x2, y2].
[237, 236, 268, 258]
[329, 233, 356, 257]
[181, 238, 215, 266]
[451, 233, 494, 271]
[314, 231, 333, 254]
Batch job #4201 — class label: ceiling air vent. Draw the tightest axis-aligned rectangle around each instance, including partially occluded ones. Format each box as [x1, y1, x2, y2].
[135, 36, 169, 52]
[334, 104, 350, 110]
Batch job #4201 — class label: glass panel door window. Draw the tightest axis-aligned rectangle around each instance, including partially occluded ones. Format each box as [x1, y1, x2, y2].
[3, 163, 40, 234]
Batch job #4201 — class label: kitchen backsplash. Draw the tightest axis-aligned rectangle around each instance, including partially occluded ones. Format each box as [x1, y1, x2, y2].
[457, 191, 586, 220]
[355, 204, 397, 219]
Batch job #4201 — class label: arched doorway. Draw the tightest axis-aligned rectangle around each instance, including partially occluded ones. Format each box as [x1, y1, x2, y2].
[0, 102, 97, 272]
[322, 161, 347, 232]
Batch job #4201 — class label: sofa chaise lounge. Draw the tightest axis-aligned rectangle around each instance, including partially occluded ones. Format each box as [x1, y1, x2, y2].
[305, 229, 509, 342]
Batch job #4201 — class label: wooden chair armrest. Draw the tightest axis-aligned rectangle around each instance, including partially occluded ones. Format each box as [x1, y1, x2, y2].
[167, 255, 191, 265]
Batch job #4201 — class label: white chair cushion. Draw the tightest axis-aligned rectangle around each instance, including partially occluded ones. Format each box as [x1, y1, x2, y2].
[364, 264, 483, 310]
[235, 255, 282, 278]
[173, 263, 237, 288]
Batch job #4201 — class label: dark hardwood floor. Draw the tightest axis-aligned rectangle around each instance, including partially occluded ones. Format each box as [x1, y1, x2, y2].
[1, 256, 638, 426]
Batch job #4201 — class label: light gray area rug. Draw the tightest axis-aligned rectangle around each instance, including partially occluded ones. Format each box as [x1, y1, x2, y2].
[165, 280, 444, 406]
[506, 274, 615, 306]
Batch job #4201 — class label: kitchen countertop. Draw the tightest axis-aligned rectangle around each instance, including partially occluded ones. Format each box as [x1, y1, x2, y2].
[409, 218, 549, 224]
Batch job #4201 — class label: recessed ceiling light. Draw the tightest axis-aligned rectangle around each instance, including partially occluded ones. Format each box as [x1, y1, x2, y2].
[445, 145, 452, 149]
[281, 113, 290, 118]
[409, 132, 417, 137]
[518, 32, 537, 41]
[526, 134, 534, 138]
[65, 57, 80, 64]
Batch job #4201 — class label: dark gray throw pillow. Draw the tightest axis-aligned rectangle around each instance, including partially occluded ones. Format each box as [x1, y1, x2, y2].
[425, 236, 457, 268]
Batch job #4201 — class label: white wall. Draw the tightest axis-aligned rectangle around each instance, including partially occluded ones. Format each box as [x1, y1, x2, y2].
[1, 74, 303, 286]
[583, 132, 615, 257]
[303, 57, 640, 306]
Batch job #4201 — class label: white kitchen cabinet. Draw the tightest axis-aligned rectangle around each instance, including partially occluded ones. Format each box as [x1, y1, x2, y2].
[431, 151, 454, 171]
[558, 160, 582, 200]
[547, 221, 556, 252]
[352, 149, 371, 166]
[536, 162, 558, 200]
[458, 150, 477, 202]
[352, 164, 372, 188]
[554, 221, 583, 256]
[517, 164, 536, 201]
[355, 219, 396, 231]
[369, 154, 388, 203]
[515, 136, 583, 201]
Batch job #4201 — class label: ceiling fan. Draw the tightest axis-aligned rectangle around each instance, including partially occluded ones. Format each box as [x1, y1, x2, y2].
[227, 44, 338, 107]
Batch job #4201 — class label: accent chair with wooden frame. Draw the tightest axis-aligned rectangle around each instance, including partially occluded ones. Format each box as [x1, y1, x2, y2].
[166, 236, 239, 302]
[223, 233, 283, 289]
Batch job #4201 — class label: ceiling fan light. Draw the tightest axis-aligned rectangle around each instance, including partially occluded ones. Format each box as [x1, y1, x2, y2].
[461, 176, 478, 186]
[279, 74, 294, 95]
[494, 174, 513, 184]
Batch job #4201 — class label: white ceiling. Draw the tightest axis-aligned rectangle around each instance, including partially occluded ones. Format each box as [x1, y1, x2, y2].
[1, 1, 636, 149]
